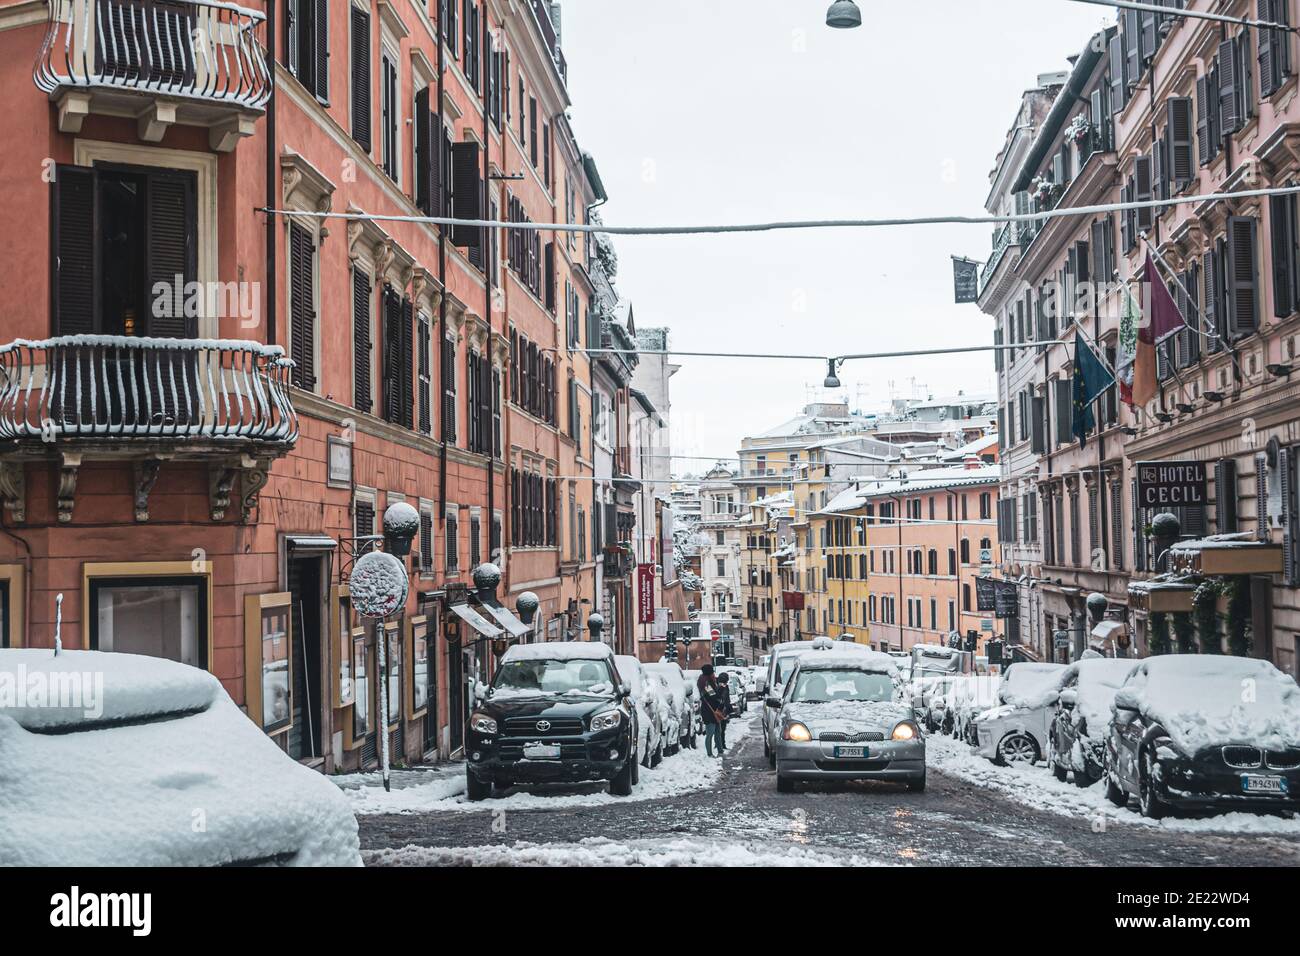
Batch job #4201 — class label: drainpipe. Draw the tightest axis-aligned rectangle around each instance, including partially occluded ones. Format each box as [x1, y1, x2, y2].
[264, 0, 277, 347]
[482, 8, 495, 570]
[437, 18, 448, 515]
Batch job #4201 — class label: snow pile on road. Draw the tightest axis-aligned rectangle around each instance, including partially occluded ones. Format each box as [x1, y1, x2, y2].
[365, 836, 888, 867]
[927, 733, 1300, 835]
[0, 651, 361, 866]
[345, 715, 758, 815]
[1127, 656, 1300, 755]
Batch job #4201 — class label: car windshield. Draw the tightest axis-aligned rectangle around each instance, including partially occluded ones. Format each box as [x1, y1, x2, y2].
[775, 656, 802, 685]
[789, 669, 894, 703]
[494, 659, 613, 696]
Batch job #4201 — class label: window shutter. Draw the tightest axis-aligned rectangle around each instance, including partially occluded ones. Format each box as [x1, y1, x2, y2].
[1183, 263, 1201, 365]
[350, 7, 371, 150]
[1166, 97, 1193, 187]
[1132, 479, 1147, 572]
[1151, 135, 1165, 202]
[380, 286, 399, 423]
[417, 313, 431, 434]
[1203, 248, 1220, 351]
[51, 164, 99, 335]
[288, 222, 316, 389]
[286, 0, 300, 76]
[1195, 74, 1212, 166]
[414, 86, 432, 214]
[314, 0, 329, 102]
[1030, 394, 1045, 454]
[1215, 458, 1238, 532]
[353, 268, 371, 412]
[1124, 9, 1141, 83]
[147, 170, 198, 339]
[401, 297, 414, 429]
[450, 141, 482, 249]
[1271, 194, 1298, 317]
[1283, 447, 1298, 585]
[1139, 8, 1157, 64]
[1109, 34, 1126, 113]
[1219, 38, 1241, 133]
[543, 242, 556, 312]
[1134, 154, 1154, 232]
[1257, 453, 1271, 541]
[1225, 214, 1259, 338]
[1261, 0, 1277, 96]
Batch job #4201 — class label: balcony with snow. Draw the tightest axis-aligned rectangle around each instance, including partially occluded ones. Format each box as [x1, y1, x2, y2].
[33, 0, 271, 150]
[0, 336, 298, 524]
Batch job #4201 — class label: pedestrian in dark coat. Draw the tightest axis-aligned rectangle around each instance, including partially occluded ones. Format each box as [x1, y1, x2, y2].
[697, 665, 725, 757]
[717, 672, 734, 751]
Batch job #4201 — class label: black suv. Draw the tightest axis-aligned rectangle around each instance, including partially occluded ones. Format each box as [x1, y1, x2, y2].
[465, 645, 637, 800]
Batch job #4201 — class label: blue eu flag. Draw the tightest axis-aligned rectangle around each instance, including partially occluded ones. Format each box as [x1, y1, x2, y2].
[1072, 329, 1115, 448]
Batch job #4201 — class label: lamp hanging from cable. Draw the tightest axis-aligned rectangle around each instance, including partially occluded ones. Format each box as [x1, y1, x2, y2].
[825, 0, 862, 28]
[824, 358, 842, 388]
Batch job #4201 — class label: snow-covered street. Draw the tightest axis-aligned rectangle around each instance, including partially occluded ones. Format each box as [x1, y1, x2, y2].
[356, 717, 1300, 867]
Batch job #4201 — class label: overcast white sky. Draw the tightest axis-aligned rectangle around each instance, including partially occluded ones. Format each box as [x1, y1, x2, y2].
[561, 0, 1110, 472]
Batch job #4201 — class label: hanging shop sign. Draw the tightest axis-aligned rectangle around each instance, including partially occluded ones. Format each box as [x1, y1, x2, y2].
[975, 576, 997, 612]
[994, 580, 1018, 618]
[1135, 460, 1207, 509]
[952, 256, 980, 303]
[637, 563, 656, 624]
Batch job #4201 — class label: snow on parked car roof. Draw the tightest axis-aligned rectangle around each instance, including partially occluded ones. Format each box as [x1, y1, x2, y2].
[1062, 658, 1140, 735]
[501, 641, 614, 663]
[0, 650, 360, 866]
[0, 648, 219, 731]
[795, 651, 898, 676]
[997, 662, 1069, 709]
[1124, 654, 1300, 754]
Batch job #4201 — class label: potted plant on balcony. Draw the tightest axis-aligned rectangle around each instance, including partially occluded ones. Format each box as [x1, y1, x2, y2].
[1030, 175, 1059, 206]
[1065, 113, 1094, 148]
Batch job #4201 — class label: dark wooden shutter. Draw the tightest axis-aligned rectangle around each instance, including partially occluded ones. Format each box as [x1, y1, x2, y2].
[1261, 0, 1277, 96]
[350, 6, 370, 150]
[414, 86, 432, 214]
[1220, 38, 1241, 133]
[1195, 74, 1212, 166]
[1226, 214, 1259, 338]
[1134, 154, 1154, 231]
[381, 285, 400, 423]
[442, 334, 457, 442]
[1151, 135, 1165, 202]
[1139, 7, 1157, 64]
[417, 312, 431, 434]
[450, 141, 481, 249]
[353, 267, 372, 412]
[1271, 194, 1298, 317]
[286, 0, 299, 76]
[1283, 447, 1299, 585]
[1029, 394, 1045, 454]
[1215, 458, 1239, 532]
[1124, 9, 1140, 84]
[51, 165, 99, 335]
[146, 169, 197, 337]
[314, 0, 329, 102]
[1184, 262, 1201, 366]
[289, 222, 316, 389]
[400, 297, 414, 429]
[1109, 34, 1126, 113]
[1167, 97, 1193, 187]
[544, 241, 556, 312]
[355, 499, 374, 539]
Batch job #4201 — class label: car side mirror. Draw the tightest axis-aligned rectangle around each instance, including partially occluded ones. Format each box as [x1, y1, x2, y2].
[754, 676, 767, 693]
[1113, 688, 1140, 713]
[618, 682, 632, 699]
[765, 696, 782, 709]
[1058, 689, 1078, 708]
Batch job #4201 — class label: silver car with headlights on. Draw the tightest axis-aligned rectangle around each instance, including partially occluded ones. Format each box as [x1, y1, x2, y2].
[767, 652, 925, 794]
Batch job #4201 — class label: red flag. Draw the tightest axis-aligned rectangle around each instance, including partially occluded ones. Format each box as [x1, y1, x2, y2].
[1133, 253, 1186, 406]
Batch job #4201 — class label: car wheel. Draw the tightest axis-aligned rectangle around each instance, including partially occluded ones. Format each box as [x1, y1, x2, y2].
[1104, 769, 1128, 807]
[465, 771, 490, 802]
[610, 757, 635, 796]
[996, 733, 1039, 766]
[905, 772, 926, 793]
[1074, 764, 1098, 788]
[776, 773, 795, 793]
[1138, 750, 1168, 820]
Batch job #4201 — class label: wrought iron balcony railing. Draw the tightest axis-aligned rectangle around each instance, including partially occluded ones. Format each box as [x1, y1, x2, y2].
[0, 336, 298, 446]
[34, 0, 271, 112]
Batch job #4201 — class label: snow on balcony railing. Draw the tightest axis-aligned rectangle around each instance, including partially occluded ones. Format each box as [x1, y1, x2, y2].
[34, 0, 271, 111]
[0, 336, 298, 445]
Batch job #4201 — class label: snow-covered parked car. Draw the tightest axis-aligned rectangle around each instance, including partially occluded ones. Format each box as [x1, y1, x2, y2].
[682, 669, 706, 736]
[645, 661, 695, 751]
[768, 651, 925, 794]
[0, 649, 361, 866]
[972, 662, 1069, 765]
[1103, 655, 1300, 819]
[615, 654, 666, 768]
[1048, 657, 1140, 787]
[717, 665, 749, 714]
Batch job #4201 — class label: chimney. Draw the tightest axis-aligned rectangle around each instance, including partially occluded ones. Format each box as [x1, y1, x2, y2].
[964, 453, 981, 470]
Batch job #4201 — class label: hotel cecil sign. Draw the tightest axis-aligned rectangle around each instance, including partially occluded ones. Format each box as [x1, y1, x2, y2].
[1135, 461, 1207, 509]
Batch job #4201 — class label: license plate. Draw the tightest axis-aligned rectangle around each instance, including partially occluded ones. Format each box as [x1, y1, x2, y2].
[523, 743, 561, 759]
[1241, 774, 1288, 795]
[833, 746, 867, 758]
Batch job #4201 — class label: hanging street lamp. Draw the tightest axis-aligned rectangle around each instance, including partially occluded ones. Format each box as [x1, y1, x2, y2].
[826, 1, 862, 29]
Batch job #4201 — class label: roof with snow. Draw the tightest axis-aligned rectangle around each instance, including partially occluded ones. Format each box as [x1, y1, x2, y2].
[501, 641, 614, 663]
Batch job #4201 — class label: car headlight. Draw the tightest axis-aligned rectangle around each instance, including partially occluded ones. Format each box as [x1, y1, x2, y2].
[590, 710, 622, 732]
[470, 713, 498, 735]
[891, 721, 918, 741]
[783, 722, 812, 742]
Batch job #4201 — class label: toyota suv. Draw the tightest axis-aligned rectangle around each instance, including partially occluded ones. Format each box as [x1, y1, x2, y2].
[465, 642, 637, 800]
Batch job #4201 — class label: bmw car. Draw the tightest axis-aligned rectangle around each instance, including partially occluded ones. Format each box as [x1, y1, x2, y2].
[767, 651, 925, 793]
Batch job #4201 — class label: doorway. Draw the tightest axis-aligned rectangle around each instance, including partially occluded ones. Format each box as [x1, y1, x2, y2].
[287, 555, 325, 762]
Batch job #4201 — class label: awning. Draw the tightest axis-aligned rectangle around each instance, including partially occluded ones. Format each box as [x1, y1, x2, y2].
[1091, 620, 1126, 642]
[480, 602, 531, 638]
[1127, 580, 1196, 613]
[1169, 538, 1284, 576]
[449, 603, 503, 638]
[285, 534, 337, 551]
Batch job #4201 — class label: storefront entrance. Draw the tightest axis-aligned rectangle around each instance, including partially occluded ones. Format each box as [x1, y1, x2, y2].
[287, 555, 325, 762]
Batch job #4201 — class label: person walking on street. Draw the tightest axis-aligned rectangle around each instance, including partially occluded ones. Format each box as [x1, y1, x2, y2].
[697, 665, 725, 757]
[717, 672, 734, 751]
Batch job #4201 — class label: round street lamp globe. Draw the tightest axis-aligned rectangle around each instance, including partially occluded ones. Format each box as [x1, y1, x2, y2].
[826, 0, 862, 29]
[382, 501, 420, 556]
[516, 590, 540, 625]
[349, 550, 410, 619]
[472, 562, 502, 592]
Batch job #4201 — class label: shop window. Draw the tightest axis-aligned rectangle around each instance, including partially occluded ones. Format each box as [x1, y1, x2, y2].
[243, 592, 293, 735]
[86, 564, 210, 669]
